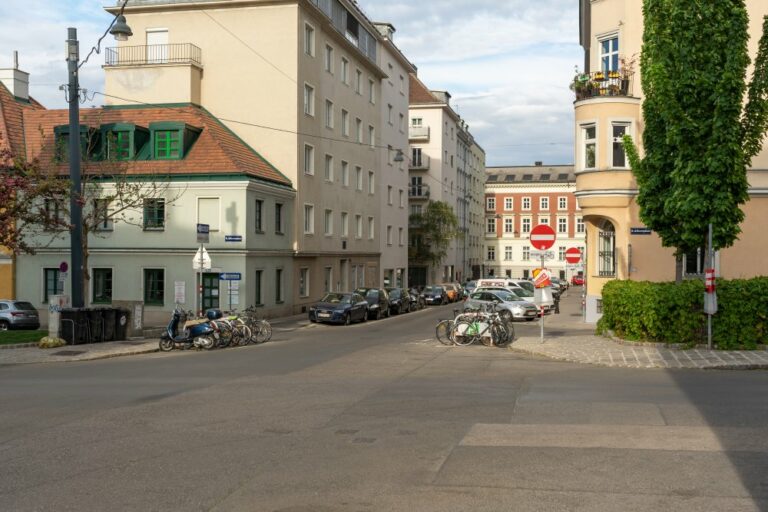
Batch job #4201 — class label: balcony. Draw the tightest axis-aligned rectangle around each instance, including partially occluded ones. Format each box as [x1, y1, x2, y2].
[409, 185, 430, 199]
[409, 154, 430, 171]
[571, 70, 635, 101]
[105, 44, 202, 67]
[409, 126, 430, 141]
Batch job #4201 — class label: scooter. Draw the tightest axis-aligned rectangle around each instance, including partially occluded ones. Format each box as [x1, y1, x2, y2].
[159, 307, 216, 351]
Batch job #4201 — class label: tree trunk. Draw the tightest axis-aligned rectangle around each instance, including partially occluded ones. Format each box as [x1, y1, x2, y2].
[675, 254, 683, 284]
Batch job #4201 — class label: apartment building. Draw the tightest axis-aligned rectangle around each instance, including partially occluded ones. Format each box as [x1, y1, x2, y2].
[576, 0, 768, 322]
[104, 0, 398, 312]
[483, 165, 584, 281]
[373, 23, 414, 289]
[408, 74, 486, 286]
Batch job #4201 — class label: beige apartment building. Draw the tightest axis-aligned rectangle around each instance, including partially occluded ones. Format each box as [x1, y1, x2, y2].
[105, 0, 404, 312]
[408, 74, 486, 286]
[576, 0, 768, 322]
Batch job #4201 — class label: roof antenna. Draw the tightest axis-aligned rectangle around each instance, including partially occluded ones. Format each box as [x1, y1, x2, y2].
[13, 51, 18, 70]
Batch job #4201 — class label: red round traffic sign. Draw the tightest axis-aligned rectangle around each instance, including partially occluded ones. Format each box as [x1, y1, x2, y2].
[565, 247, 582, 264]
[529, 224, 556, 250]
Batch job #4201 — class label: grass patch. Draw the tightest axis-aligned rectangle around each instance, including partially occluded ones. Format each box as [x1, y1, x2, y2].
[0, 330, 47, 345]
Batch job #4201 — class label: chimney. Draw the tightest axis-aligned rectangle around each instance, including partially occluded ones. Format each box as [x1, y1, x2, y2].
[0, 51, 30, 101]
[374, 23, 396, 41]
[534, 161, 543, 166]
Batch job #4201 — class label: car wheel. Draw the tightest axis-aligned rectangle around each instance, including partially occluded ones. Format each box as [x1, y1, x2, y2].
[361, 310, 368, 322]
[0, 320, 8, 331]
[384, 307, 390, 318]
[375, 309, 381, 321]
[344, 314, 351, 326]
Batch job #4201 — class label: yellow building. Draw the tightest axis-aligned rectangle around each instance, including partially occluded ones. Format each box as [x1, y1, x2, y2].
[576, 0, 768, 322]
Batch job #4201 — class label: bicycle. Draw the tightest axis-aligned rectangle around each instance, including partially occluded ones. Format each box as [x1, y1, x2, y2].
[435, 319, 455, 345]
[242, 306, 272, 344]
[451, 304, 514, 348]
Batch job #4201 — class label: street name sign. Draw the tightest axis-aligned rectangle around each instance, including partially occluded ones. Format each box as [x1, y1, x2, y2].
[224, 235, 243, 243]
[219, 273, 242, 281]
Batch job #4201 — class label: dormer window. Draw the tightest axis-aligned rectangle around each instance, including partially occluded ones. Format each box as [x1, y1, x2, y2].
[148, 122, 201, 160]
[100, 123, 149, 161]
[54, 125, 99, 162]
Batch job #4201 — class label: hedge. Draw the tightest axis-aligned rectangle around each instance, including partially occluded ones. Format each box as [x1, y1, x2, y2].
[596, 277, 768, 350]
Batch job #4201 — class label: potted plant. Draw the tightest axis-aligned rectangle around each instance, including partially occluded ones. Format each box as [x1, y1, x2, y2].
[619, 53, 638, 95]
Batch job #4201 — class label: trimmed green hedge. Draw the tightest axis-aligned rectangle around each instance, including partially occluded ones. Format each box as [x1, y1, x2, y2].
[597, 278, 768, 350]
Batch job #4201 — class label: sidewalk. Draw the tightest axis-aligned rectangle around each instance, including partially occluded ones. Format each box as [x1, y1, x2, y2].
[510, 289, 768, 370]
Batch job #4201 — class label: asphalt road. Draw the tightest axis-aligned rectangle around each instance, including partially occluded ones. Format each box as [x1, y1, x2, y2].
[1, 294, 767, 511]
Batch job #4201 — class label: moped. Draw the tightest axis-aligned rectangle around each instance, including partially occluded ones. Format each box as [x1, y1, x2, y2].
[159, 307, 216, 351]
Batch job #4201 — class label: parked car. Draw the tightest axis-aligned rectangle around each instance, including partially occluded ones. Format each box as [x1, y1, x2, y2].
[551, 277, 568, 292]
[385, 288, 410, 315]
[464, 290, 540, 322]
[464, 281, 478, 296]
[0, 300, 40, 330]
[421, 285, 449, 306]
[508, 279, 534, 293]
[476, 287, 552, 316]
[475, 278, 524, 291]
[308, 293, 369, 325]
[355, 288, 391, 320]
[571, 275, 585, 286]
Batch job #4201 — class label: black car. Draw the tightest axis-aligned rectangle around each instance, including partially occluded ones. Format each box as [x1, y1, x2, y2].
[385, 288, 410, 315]
[421, 285, 449, 306]
[355, 288, 391, 320]
[308, 293, 369, 325]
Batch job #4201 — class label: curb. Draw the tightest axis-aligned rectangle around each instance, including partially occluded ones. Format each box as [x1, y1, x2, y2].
[0, 342, 40, 350]
[4, 346, 160, 365]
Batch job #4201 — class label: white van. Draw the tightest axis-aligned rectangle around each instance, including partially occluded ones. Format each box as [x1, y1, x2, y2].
[475, 279, 523, 291]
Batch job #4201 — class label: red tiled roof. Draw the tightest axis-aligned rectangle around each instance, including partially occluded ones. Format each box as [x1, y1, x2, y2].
[0, 82, 44, 164]
[22, 104, 292, 187]
[409, 73, 441, 105]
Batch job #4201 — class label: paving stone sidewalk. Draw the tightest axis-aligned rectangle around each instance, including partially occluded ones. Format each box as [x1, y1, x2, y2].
[0, 339, 160, 365]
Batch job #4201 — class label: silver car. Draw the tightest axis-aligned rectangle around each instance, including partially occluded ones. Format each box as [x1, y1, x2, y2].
[464, 290, 539, 322]
[0, 300, 41, 330]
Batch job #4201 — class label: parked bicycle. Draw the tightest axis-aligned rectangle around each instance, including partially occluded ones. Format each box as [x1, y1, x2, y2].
[450, 304, 514, 348]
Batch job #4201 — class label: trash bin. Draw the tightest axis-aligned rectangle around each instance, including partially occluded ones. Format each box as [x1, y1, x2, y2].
[102, 308, 116, 341]
[59, 308, 87, 345]
[114, 308, 130, 341]
[84, 308, 104, 342]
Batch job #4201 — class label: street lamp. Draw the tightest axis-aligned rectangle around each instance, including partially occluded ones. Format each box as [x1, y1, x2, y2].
[65, 12, 132, 308]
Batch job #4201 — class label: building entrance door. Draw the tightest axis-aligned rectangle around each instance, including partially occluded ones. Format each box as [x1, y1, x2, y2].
[202, 273, 220, 311]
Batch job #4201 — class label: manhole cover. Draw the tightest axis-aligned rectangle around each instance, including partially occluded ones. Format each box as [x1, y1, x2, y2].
[52, 350, 86, 356]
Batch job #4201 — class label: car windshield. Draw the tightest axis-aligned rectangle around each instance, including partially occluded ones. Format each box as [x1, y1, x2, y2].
[466, 281, 476, 289]
[493, 290, 517, 302]
[511, 288, 534, 298]
[13, 301, 36, 311]
[365, 290, 379, 299]
[321, 293, 351, 304]
[389, 289, 401, 299]
[423, 286, 434, 293]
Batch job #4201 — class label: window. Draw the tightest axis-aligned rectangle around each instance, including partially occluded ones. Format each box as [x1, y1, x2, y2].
[325, 100, 334, 128]
[275, 269, 284, 302]
[254, 270, 263, 305]
[356, 118, 363, 143]
[324, 209, 333, 236]
[355, 214, 363, 238]
[399, 74, 404, 93]
[341, 109, 349, 137]
[324, 267, 333, 294]
[539, 216, 550, 226]
[304, 84, 315, 116]
[368, 79, 375, 103]
[143, 268, 164, 306]
[505, 246, 513, 261]
[583, 124, 596, 169]
[368, 216, 375, 239]
[355, 69, 362, 94]
[411, 117, 423, 127]
[612, 123, 630, 168]
[43, 198, 63, 228]
[386, 225, 393, 245]
[304, 204, 314, 234]
[600, 35, 619, 72]
[93, 199, 112, 231]
[43, 268, 63, 303]
[540, 197, 549, 210]
[487, 246, 495, 261]
[368, 171, 374, 195]
[398, 227, 404, 246]
[387, 186, 393, 205]
[341, 160, 350, 186]
[486, 197, 495, 211]
[598, 221, 616, 276]
[522, 197, 531, 210]
[92, 268, 112, 304]
[324, 154, 334, 182]
[341, 57, 349, 84]
[143, 199, 165, 230]
[558, 197, 568, 210]
[523, 246, 530, 261]
[504, 218, 514, 233]
[275, 203, 284, 234]
[368, 125, 375, 148]
[106, 130, 131, 161]
[341, 211, 349, 237]
[399, 189, 404, 208]
[154, 130, 180, 159]
[324, 44, 333, 73]
[304, 23, 315, 56]
[486, 217, 496, 234]
[254, 199, 264, 232]
[355, 166, 363, 190]
[399, 113, 404, 132]
[558, 217, 568, 234]
[576, 217, 585, 234]
[558, 246, 566, 261]
[504, 197, 513, 210]
[521, 217, 531, 233]
[304, 144, 315, 175]
[683, 248, 712, 276]
[387, 104, 393, 125]
[298, 268, 310, 298]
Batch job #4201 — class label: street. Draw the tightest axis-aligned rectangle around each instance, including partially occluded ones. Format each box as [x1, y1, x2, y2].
[1, 293, 767, 511]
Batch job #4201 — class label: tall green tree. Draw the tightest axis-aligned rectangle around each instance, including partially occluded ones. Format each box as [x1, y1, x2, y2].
[625, 1, 768, 279]
[408, 200, 461, 269]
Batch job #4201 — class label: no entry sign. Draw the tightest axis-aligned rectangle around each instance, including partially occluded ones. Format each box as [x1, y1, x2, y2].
[565, 247, 582, 264]
[530, 224, 556, 251]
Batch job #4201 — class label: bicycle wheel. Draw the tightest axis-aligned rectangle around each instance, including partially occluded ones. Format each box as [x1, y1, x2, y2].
[491, 323, 512, 348]
[254, 320, 272, 343]
[435, 320, 454, 345]
[452, 320, 478, 346]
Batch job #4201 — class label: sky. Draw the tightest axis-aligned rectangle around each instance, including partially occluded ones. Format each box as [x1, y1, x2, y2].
[0, 0, 583, 166]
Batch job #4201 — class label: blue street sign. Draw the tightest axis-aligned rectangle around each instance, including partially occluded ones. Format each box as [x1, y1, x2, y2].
[630, 227, 652, 235]
[225, 235, 243, 243]
[219, 273, 242, 281]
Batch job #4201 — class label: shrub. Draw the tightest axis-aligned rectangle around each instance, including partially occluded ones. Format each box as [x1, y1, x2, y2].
[597, 277, 767, 349]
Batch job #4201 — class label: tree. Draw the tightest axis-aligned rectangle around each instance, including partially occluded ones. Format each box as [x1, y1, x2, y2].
[624, 1, 768, 280]
[408, 200, 461, 269]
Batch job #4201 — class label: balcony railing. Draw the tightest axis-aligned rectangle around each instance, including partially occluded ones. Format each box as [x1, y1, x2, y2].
[409, 126, 430, 141]
[409, 185, 430, 199]
[409, 154, 430, 170]
[105, 44, 203, 67]
[572, 70, 635, 101]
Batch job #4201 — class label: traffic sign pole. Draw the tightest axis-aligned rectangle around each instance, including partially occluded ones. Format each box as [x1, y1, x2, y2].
[530, 224, 556, 343]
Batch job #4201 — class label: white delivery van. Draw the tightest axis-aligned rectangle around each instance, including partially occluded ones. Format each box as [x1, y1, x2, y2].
[475, 279, 523, 290]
